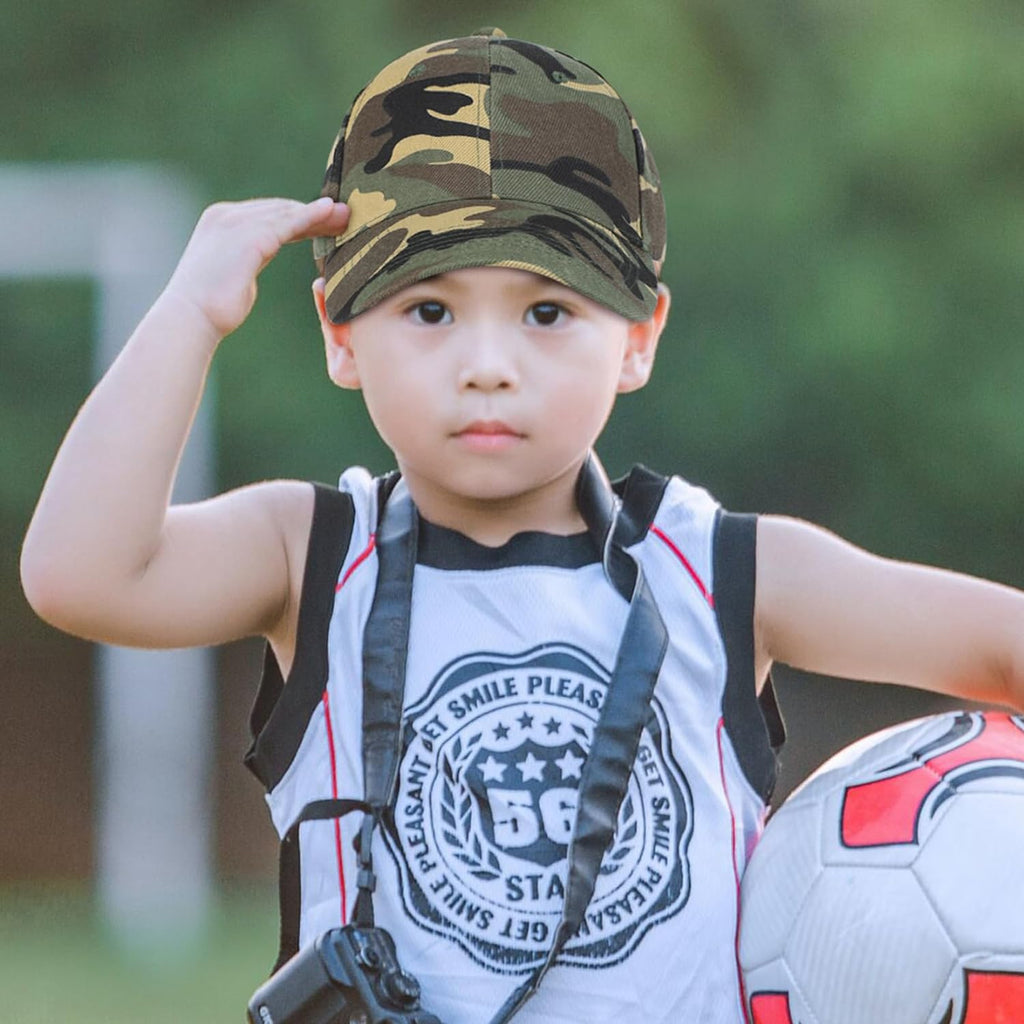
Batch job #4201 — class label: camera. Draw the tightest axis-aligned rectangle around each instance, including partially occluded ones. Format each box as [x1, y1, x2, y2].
[247, 925, 443, 1024]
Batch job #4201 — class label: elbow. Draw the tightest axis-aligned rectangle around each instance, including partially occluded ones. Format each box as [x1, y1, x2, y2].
[998, 649, 1024, 713]
[20, 534, 91, 637]
[20, 536, 67, 630]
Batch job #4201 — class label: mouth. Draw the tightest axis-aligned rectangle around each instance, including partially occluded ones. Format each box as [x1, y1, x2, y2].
[453, 420, 525, 451]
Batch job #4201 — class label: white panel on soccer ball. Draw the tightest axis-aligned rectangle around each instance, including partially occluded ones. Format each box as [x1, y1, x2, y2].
[783, 866, 955, 1024]
[913, 790, 1024, 954]
[738, 799, 823, 972]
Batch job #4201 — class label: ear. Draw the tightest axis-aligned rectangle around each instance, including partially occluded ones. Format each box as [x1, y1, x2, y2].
[313, 279, 360, 389]
[618, 283, 670, 393]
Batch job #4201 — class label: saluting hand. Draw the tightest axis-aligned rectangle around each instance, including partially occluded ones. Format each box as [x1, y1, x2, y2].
[163, 196, 350, 340]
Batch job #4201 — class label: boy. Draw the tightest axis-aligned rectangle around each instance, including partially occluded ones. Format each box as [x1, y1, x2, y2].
[20, 28, 1024, 1024]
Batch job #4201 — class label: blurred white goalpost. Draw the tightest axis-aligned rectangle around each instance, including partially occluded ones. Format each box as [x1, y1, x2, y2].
[0, 164, 214, 952]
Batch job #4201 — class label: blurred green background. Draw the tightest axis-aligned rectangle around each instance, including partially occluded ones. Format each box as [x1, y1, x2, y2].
[3, 0, 1022, 1019]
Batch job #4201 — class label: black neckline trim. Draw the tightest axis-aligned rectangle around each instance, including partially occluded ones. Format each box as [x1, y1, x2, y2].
[417, 519, 597, 569]
[414, 464, 670, 570]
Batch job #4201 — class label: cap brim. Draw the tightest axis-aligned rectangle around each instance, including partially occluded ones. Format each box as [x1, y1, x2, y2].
[320, 198, 658, 323]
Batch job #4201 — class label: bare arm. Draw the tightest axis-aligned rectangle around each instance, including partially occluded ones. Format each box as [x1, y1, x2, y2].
[20, 197, 349, 661]
[755, 515, 1024, 709]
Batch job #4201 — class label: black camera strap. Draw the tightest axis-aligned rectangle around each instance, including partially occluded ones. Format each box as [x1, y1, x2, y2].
[354, 453, 669, 1024]
[486, 457, 669, 1024]
[269, 474, 418, 967]
[274, 797, 373, 973]
[353, 471, 419, 929]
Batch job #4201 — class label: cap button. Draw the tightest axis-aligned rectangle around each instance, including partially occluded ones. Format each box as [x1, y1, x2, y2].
[472, 26, 507, 37]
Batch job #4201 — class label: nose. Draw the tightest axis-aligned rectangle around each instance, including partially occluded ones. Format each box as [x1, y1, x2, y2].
[456, 327, 519, 392]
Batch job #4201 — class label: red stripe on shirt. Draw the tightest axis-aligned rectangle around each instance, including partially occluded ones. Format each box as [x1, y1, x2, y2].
[651, 524, 715, 608]
[321, 687, 348, 925]
[322, 532, 377, 922]
[717, 715, 752, 1024]
[336, 533, 376, 591]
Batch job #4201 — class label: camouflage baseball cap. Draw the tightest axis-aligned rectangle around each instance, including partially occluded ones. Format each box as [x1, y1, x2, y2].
[314, 28, 666, 323]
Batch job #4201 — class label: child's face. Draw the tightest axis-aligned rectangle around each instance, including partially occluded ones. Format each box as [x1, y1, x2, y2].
[317, 266, 668, 531]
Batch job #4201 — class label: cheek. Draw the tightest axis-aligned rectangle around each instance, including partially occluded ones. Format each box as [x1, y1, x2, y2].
[358, 363, 436, 449]
[544, 367, 620, 444]
[361, 385, 410, 446]
[562, 350, 625, 408]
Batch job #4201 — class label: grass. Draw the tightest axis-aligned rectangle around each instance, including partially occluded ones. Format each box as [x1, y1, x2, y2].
[0, 883, 280, 1023]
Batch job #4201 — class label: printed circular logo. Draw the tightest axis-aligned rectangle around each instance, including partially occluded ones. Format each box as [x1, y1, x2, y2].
[383, 643, 693, 973]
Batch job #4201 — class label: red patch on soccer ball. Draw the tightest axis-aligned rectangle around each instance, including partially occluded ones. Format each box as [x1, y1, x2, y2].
[959, 970, 1024, 1024]
[841, 713, 1024, 847]
[749, 991, 794, 1024]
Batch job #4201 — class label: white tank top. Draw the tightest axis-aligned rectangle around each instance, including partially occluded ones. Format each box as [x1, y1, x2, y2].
[246, 465, 779, 1024]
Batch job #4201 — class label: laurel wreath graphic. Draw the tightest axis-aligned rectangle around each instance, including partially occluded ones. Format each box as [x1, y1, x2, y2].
[439, 731, 505, 881]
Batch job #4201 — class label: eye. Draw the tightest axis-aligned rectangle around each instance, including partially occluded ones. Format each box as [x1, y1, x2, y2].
[525, 302, 567, 327]
[408, 300, 451, 325]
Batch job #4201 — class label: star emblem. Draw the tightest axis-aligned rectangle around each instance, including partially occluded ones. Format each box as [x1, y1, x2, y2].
[544, 717, 561, 735]
[478, 754, 507, 783]
[517, 712, 534, 729]
[516, 751, 546, 782]
[555, 748, 585, 780]
[493, 722, 510, 740]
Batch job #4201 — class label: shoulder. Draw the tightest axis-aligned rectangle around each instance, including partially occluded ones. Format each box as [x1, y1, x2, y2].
[252, 479, 340, 670]
[629, 466, 731, 571]
[273, 467, 377, 632]
[618, 465, 721, 533]
[265, 468, 373, 572]
[657, 473, 722, 529]
[248, 479, 317, 648]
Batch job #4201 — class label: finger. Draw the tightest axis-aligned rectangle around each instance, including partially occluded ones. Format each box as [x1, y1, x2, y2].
[289, 197, 350, 241]
[245, 197, 348, 250]
[243, 201, 346, 279]
[209, 196, 347, 238]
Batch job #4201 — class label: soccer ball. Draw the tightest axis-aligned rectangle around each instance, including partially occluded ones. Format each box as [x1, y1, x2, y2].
[739, 710, 1024, 1024]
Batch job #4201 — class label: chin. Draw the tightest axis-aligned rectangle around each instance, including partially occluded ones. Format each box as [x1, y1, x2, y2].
[442, 469, 543, 504]
[459, 478, 539, 504]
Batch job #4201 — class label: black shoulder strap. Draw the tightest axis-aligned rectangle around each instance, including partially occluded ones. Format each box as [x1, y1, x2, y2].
[488, 455, 669, 1024]
[361, 474, 417, 812]
[352, 475, 419, 927]
[613, 463, 670, 546]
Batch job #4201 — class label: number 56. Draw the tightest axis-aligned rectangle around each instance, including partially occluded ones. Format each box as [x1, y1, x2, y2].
[488, 788, 577, 848]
